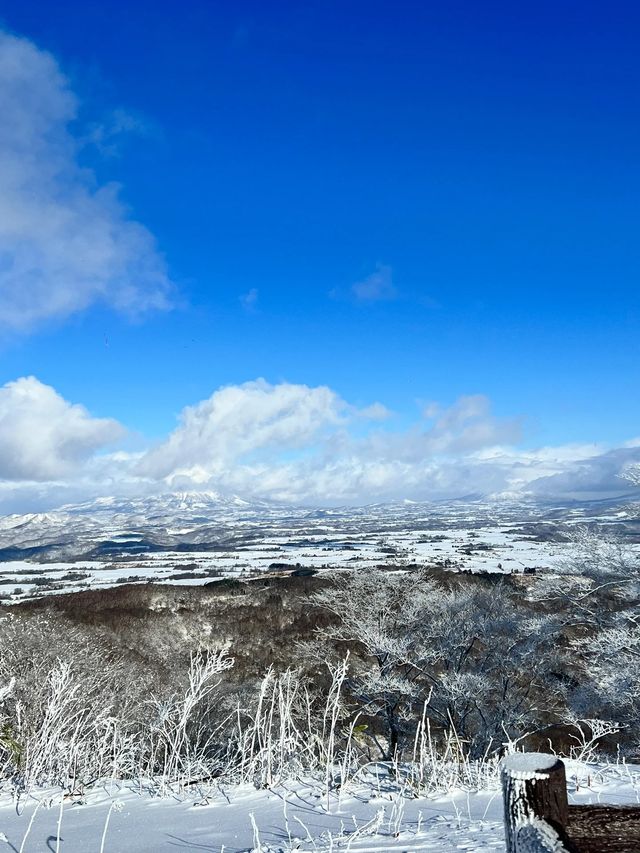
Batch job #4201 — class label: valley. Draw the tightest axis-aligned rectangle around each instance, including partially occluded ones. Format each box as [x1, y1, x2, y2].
[0, 491, 638, 601]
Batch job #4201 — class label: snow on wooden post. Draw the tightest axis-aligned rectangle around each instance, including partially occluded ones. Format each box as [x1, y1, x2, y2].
[501, 753, 572, 852]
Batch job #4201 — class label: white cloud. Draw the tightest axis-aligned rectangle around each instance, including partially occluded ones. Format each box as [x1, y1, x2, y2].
[240, 287, 259, 312]
[0, 377, 638, 511]
[133, 384, 527, 502]
[0, 377, 124, 481]
[519, 446, 640, 501]
[132, 384, 639, 505]
[136, 380, 350, 481]
[0, 30, 172, 332]
[84, 108, 153, 157]
[351, 264, 397, 302]
[421, 394, 521, 454]
[357, 402, 392, 421]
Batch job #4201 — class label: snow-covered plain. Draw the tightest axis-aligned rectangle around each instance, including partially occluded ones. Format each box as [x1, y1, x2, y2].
[1, 760, 639, 852]
[0, 492, 638, 602]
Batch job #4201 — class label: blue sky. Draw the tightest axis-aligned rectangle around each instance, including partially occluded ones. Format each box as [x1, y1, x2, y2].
[0, 1, 638, 508]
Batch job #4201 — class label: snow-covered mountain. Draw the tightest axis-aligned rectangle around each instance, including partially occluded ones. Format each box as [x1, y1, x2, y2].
[0, 487, 637, 556]
[0, 490, 303, 558]
[59, 490, 288, 522]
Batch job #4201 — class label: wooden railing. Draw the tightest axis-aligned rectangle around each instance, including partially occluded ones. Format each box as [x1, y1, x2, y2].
[501, 753, 640, 852]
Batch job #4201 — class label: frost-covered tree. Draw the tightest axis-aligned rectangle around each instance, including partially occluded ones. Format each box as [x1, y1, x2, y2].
[312, 569, 437, 757]
[312, 570, 561, 758]
[574, 615, 640, 734]
[414, 584, 561, 755]
[560, 526, 640, 582]
[524, 505, 640, 744]
[531, 525, 640, 629]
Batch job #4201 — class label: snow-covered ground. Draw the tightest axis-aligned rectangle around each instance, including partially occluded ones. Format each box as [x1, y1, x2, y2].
[1, 761, 639, 852]
[1, 492, 638, 602]
[0, 528, 567, 601]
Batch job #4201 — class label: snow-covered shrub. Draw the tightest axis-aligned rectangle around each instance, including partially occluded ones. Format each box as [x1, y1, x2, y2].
[0, 612, 146, 789]
[146, 646, 233, 791]
[228, 657, 351, 789]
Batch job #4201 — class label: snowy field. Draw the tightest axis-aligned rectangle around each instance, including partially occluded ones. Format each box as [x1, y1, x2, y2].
[0, 526, 568, 602]
[1, 761, 639, 852]
[0, 491, 637, 601]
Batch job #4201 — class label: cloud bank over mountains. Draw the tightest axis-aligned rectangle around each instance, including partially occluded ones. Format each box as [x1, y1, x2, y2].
[0, 376, 637, 513]
[0, 30, 172, 333]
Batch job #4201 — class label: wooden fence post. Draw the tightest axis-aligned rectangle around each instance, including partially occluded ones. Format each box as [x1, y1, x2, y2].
[502, 753, 573, 852]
